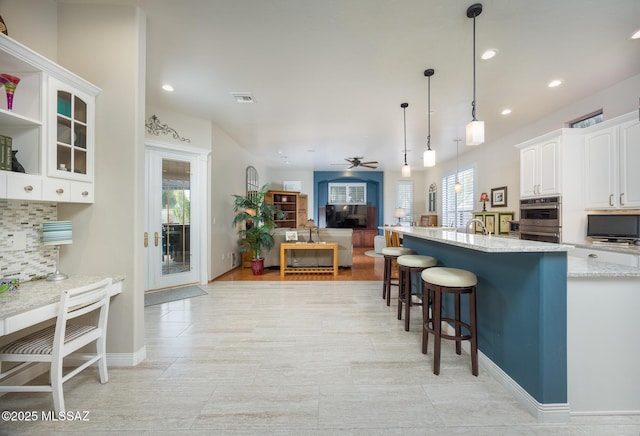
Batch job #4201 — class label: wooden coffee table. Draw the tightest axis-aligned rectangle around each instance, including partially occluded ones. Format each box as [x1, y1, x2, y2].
[280, 242, 339, 277]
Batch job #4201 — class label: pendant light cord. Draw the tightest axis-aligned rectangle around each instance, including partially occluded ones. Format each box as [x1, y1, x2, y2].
[403, 104, 408, 165]
[427, 75, 431, 151]
[471, 12, 477, 121]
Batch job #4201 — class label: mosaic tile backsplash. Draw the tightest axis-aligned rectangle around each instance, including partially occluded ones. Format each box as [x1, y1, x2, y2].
[0, 200, 58, 282]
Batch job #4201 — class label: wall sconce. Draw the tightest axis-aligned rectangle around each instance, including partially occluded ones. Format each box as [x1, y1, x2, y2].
[479, 192, 489, 211]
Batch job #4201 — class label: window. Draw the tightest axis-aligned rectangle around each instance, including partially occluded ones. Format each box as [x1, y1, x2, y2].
[396, 180, 413, 225]
[441, 165, 475, 228]
[569, 110, 603, 128]
[328, 182, 366, 204]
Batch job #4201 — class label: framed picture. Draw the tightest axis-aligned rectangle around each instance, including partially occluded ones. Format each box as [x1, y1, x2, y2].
[471, 213, 485, 233]
[491, 186, 507, 208]
[285, 231, 298, 241]
[484, 214, 496, 234]
[498, 212, 514, 235]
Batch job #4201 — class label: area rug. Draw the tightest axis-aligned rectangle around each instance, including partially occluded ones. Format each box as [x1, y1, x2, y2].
[364, 250, 383, 258]
[144, 285, 207, 307]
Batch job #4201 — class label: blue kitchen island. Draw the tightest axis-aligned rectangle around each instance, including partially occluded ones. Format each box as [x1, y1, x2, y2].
[392, 227, 573, 422]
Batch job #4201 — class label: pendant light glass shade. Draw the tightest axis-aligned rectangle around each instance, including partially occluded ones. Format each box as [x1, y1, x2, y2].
[466, 120, 484, 146]
[423, 68, 436, 167]
[423, 149, 436, 167]
[466, 3, 484, 146]
[400, 102, 410, 177]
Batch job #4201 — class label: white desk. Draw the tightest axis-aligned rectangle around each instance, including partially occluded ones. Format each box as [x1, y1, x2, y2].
[0, 275, 123, 336]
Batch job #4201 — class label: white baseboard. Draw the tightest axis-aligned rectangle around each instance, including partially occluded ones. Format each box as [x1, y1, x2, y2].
[442, 323, 570, 423]
[106, 345, 147, 367]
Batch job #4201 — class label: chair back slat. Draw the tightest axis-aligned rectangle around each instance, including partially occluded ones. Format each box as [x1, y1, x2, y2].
[54, 278, 112, 346]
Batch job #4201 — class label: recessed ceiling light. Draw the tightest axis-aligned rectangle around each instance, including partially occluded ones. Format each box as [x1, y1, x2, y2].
[631, 29, 640, 39]
[481, 49, 498, 60]
[548, 79, 563, 88]
[162, 84, 174, 92]
[501, 108, 512, 115]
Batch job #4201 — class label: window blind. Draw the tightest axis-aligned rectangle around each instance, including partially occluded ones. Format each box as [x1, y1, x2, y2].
[396, 180, 414, 225]
[441, 166, 475, 228]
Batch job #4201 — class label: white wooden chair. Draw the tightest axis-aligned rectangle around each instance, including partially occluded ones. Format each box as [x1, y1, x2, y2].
[0, 278, 112, 412]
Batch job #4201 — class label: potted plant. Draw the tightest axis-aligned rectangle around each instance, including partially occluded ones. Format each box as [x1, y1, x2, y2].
[232, 184, 284, 275]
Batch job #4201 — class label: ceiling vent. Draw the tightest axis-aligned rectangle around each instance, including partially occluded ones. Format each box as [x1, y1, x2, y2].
[230, 92, 256, 103]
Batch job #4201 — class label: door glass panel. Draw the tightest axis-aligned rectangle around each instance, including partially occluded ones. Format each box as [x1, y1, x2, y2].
[161, 159, 191, 276]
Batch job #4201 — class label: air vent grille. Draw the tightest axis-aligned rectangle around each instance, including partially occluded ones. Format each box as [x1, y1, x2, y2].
[230, 92, 256, 103]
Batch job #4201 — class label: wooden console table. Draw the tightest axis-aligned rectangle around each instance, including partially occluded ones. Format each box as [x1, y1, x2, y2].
[280, 242, 339, 277]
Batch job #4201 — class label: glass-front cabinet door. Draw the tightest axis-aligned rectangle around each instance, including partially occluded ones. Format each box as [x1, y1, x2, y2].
[48, 77, 94, 182]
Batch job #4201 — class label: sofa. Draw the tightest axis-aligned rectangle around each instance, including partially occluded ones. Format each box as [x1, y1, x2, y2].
[263, 228, 353, 268]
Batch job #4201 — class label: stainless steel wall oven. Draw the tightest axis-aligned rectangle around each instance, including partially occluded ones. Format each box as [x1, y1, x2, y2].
[519, 196, 561, 243]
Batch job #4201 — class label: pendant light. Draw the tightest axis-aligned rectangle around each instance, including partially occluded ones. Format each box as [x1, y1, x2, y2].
[401, 102, 411, 177]
[466, 3, 484, 146]
[423, 68, 436, 167]
[454, 138, 462, 193]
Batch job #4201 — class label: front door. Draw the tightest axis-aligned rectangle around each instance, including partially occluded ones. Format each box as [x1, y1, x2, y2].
[146, 148, 200, 290]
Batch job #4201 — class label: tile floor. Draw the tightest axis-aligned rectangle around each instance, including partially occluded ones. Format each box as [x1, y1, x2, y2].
[2, 281, 640, 434]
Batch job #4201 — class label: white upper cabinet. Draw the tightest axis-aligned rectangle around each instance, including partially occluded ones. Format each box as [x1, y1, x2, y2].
[517, 134, 561, 198]
[584, 114, 640, 209]
[0, 34, 100, 203]
[619, 119, 640, 208]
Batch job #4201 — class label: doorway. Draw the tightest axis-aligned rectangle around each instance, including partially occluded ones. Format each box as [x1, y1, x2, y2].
[145, 144, 207, 290]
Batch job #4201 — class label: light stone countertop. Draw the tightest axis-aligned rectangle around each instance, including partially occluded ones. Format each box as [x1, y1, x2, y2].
[391, 226, 573, 253]
[568, 241, 640, 256]
[0, 274, 125, 319]
[567, 256, 640, 278]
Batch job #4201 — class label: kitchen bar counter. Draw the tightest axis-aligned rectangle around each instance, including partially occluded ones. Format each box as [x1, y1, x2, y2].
[393, 226, 573, 253]
[390, 227, 569, 422]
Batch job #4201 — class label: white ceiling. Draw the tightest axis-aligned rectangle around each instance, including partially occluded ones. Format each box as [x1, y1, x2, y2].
[135, 0, 640, 171]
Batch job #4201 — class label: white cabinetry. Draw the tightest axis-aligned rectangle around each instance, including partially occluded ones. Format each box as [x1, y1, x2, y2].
[584, 114, 640, 209]
[517, 133, 560, 198]
[0, 34, 99, 203]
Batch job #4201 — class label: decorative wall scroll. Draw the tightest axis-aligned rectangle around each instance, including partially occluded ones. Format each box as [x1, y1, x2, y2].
[145, 115, 191, 143]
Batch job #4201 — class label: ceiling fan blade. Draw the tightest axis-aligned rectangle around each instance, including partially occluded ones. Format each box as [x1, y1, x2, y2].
[360, 161, 378, 165]
[361, 164, 377, 169]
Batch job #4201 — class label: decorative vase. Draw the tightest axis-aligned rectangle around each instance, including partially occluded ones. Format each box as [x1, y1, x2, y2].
[11, 150, 25, 173]
[0, 74, 20, 110]
[250, 258, 264, 275]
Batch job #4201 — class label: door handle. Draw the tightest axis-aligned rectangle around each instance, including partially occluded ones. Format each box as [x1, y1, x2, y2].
[155, 232, 159, 247]
[620, 193, 625, 206]
[144, 232, 148, 248]
[609, 194, 614, 207]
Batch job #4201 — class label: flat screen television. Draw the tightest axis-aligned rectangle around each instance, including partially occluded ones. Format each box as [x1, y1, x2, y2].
[326, 204, 368, 228]
[586, 214, 640, 242]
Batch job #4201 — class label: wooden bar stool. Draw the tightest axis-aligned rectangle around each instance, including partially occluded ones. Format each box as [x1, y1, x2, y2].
[381, 247, 415, 306]
[397, 254, 438, 331]
[421, 267, 478, 376]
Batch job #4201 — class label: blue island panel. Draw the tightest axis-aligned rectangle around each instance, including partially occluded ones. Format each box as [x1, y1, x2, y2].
[402, 235, 567, 404]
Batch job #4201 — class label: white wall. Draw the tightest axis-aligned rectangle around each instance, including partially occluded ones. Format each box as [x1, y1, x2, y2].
[0, 0, 58, 59]
[209, 123, 262, 279]
[422, 73, 640, 231]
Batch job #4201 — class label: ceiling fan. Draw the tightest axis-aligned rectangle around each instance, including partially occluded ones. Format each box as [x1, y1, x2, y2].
[332, 157, 379, 169]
